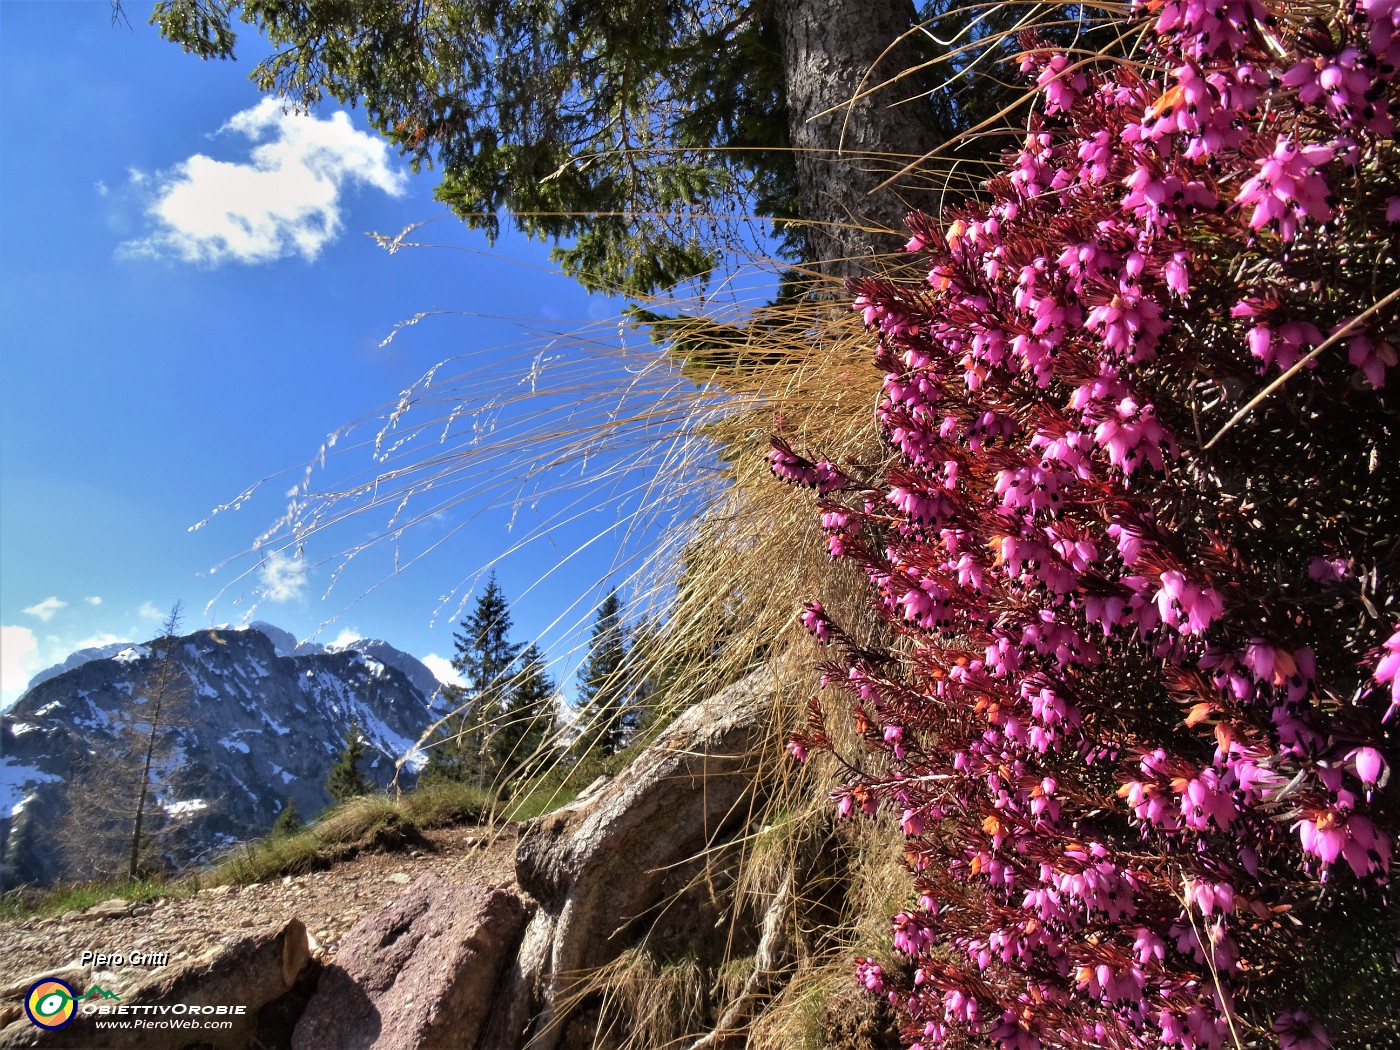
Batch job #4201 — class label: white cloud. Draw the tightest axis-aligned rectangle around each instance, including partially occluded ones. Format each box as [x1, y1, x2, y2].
[84, 596, 103, 606]
[420, 649, 464, 691]
[328, 627, 362, 649]
[422, 653, 464, 688]
[95, 180, 109, 197]
[75, 632, 123, 651]
[1, 626, 41, 705]
[259, 552, 309, 603]
[1, 628, 131, 710]
[22, 597, 67, 622]
[138, 601, 164, 622]
[122, 98, 406, 266]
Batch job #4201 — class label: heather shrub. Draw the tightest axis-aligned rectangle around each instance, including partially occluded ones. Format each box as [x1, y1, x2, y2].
[781, 0, 1400, 1045]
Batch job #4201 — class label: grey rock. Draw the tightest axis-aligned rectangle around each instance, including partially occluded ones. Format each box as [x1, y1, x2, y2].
[0, 962, 90, 1002]
[292, 875, 525, 1050]
[80, 898, 134, 920]
[487, 668, 776, 1050]
[0, 919, 312, 1049]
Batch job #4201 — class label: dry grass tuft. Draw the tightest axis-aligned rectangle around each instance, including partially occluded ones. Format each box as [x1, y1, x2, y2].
[568, 946, 712, 1050]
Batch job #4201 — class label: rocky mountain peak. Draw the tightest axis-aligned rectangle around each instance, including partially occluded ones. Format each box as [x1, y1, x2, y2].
[1, 624, 442, 888]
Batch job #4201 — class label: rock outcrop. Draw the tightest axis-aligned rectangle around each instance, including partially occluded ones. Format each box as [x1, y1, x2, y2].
[0, 918, 314, 1049]
[487, 668, 778, 1050]
[292, 875, 525, 1050]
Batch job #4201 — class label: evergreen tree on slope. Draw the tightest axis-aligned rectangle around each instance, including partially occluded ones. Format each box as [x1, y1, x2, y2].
[325, 718, 371, 804]
[424, 575, 522, 787]
[494, 643, 559, 780]
[575, 590, 635, 759]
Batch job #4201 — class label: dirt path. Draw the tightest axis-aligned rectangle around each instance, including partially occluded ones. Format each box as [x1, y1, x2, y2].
[0, 823, 520, 993]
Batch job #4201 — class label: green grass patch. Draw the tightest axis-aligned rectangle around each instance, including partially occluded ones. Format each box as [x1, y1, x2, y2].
[500, 781, 581, 822]
[0, 876, 196, 922]
[208, 793, 426, 886]
[399, 780, 492, 828]
[209, 827, 328, 886]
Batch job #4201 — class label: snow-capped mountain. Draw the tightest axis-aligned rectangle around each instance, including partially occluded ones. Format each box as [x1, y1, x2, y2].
[1, 624, 443, 888]
[24, 642, 136, 691]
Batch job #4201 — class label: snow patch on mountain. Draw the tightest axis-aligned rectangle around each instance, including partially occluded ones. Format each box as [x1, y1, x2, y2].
[1, 758, 59, 817]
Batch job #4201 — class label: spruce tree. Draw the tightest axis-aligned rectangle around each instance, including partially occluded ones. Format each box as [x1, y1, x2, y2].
[436, 575, 522, 787]
[271, 796, 303, 837]
[419, 680, 472, 786]
[494, 644, 557, 779]
[325, 719, 371, 803]
[574, 590, 635, 758]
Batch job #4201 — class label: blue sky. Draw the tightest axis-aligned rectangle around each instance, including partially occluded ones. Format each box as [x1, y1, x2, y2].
[0, 2, 700, 706]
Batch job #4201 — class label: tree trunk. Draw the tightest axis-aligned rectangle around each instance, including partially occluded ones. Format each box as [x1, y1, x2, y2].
[773, 0, 945, 281]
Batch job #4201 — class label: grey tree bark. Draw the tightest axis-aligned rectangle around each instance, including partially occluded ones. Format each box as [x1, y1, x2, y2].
[773, 0, 945, 281]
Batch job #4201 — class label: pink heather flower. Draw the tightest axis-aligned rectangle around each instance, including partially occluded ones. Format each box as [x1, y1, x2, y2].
[1308, 556, 1351, 583]
[1248, 321, 1324, 372]
[889, 483, 954, 527]
[884, 723, 907, 760]
[813, 459, 848, 494]
[1164, 252, 1191, 298]
[1296, 809, 1392, 878]
[1345, 331, 1397, 389]
[1077, 129, 1115, 183]
[799, 601, 833, 644]
[1185, 878, 1236, 915]
[854, 293, 881, 327]
[1374, 626, 1400, 721]
[768, 444, 817, 487]
[1084, 284, 1167, 360]
[1282, 49, 1392, 133]
[893, 910, 934, 956]
[788, 0, 1400, 1035]
[1155, 570, 1225, 634]
[1349, 747, 1387, 793]
[856, 958, 886, 993]
[1236, 137, 1335, 242]
[1034, 54, 1088, 113]
[786, 737, 808, 763]
[1274, 1010, 1333, 1050]
[943, 988, 979, 1024]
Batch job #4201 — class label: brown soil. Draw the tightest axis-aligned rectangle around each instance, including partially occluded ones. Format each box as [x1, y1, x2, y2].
[0, 822, 520, 993]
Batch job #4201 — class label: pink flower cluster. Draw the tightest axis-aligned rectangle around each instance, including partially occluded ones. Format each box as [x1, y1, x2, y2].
[781, 0, 1399, 1046]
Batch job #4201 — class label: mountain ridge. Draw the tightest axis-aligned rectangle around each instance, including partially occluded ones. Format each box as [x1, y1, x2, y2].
[1, 624, 443, 888]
